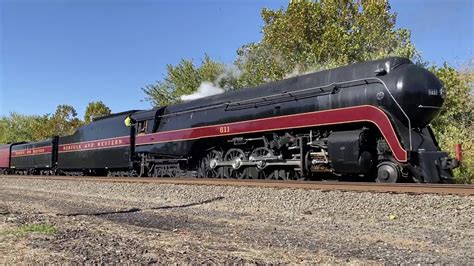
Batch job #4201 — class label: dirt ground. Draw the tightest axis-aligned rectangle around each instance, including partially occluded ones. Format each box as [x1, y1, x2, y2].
[1, 177, 473, 264]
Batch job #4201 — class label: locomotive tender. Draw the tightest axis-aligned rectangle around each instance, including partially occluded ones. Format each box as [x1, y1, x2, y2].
[0, 57, 459, 183]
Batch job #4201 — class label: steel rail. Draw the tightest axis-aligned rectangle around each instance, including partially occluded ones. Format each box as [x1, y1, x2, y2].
[2, 175, 472, 196]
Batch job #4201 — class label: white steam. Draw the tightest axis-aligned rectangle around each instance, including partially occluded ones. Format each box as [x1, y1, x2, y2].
[284, 65, 302, 79]
[180, 65, 242, 101]
[180, 82, 225, 101]
[284, 64, 327, 79]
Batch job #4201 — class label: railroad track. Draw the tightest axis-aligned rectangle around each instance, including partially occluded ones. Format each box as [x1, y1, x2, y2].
[2, 175, 473, 196]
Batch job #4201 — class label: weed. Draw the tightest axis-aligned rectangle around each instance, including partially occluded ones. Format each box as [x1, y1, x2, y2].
[1, 223, 57, 236]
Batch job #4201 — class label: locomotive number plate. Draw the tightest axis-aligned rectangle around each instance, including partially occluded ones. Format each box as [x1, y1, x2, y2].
[219, 126, 230, 134]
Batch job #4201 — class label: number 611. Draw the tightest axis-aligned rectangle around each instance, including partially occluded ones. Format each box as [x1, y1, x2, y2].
[219, 126, 230, 134]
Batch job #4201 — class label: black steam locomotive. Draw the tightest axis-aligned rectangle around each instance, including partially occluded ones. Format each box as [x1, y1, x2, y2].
[0, 57, 459, 183]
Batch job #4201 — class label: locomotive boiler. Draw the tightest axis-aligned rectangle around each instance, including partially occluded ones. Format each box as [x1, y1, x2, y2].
[0, 57, 459, 183]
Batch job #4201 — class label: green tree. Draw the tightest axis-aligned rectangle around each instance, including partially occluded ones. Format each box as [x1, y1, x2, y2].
[48, 105, 83, 136]
[0, 113, 46, 143]
[30, 114, 54, 140]
[84, 101, 112, 123]
[0, 118, 6, 143]
[235, 0, 417, 87]
[143, 1, 417, 104]
[143, 55, 228, 107]
[431, 64, 474, 183]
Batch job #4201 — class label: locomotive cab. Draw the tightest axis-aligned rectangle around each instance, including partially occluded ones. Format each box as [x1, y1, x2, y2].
[131, 107, 166, 135]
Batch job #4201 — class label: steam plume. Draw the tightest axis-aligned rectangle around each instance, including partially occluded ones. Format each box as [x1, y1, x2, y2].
[180, 82, 225, 101]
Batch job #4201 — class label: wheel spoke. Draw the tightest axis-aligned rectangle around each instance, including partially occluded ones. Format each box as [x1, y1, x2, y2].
[224, 148, 247, 179]
[250, 147, 274, 180]
[198, 150, 222, 178]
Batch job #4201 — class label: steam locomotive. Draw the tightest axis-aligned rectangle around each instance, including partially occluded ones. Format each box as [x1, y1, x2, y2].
[0, 57, 459, 183]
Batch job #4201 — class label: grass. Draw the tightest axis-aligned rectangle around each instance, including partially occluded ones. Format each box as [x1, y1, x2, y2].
[1, 223, 57, 236]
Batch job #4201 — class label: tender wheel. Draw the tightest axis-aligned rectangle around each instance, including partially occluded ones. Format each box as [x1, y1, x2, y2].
[376, 162, 400, 183]
[224, 148, 247, 179]
[198, 150, 222, 178]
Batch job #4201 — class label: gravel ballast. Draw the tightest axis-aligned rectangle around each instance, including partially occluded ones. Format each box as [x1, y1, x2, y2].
[0, 177, 473, 264]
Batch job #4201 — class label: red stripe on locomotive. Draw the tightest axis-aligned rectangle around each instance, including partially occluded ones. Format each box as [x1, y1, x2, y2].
[58, 136, 130, 153]
[47, 106, 407, 162]
[135, 105, 408, 162]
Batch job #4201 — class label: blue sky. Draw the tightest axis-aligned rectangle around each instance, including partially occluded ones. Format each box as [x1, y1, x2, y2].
[1, 0, 473, 117]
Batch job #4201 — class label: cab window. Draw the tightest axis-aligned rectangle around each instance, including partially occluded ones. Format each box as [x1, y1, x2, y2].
[136, 120, 147, 135]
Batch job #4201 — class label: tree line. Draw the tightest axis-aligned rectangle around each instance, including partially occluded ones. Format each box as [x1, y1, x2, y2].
[1, 1, 472, 182]
[0, 101, 111, 144]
